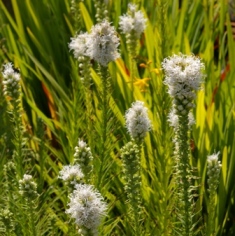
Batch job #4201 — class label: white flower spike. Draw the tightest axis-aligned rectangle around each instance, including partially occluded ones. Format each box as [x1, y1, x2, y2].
[58, 164, 84, 185]
[162, 54, 204, 101]
[86, 20, 120, 66]
[68, 32, 90, 59]
[66, 184, 107, 234]
[119, 3, 147, 39]
[125, 101, 151, 141]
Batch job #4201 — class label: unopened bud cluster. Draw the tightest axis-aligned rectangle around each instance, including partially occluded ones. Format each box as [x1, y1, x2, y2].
[19, 174, 38, 200]
[207, 153, 222, 193]
[0, 208, 15, 233]
[74, 139, 93, 177]
[121, 141, 141, 213]
[93, 0, 109, 23]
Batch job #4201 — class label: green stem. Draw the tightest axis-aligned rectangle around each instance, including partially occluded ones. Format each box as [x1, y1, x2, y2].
[12, 100, 24, 178]
[132, 142, 142, 236]
[29, 200, 37, 236]
[207, 193, 216, 236]
[97, 65, 110, 188]
[127, 33, 138, 102]
[177, 112, 192, 236]
[71, 0, 83, 32]
[122, 141, 142, 236]
[85, 85, 94, 155]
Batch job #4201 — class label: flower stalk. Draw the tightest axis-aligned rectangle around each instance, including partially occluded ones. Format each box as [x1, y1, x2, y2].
[19, 174, 39, 236]
[206, 153, 221, 236]
[2, 63, 24, 178]
[162, 54, 204, 235]
[121, 141, 141, 236]
[74, 139, 93, 183]
[121, 101, 151, 235]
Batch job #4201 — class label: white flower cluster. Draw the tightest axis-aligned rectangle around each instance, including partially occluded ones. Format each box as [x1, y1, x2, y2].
[66, 184, 107, 234]
[2, 63, 21, 99]
[168, 108, 195, 129]
[69, 20, 120, 66]
[207, 152, 221, 166]
[119, 3, 147, 39]
[125, 101, 151, 141]
[162, 54, 204, 102]
[58, 164, 84, 185]
[19, 174, 38, 199]
[86, 20, 120, 66]
[69, 32, 89, 59]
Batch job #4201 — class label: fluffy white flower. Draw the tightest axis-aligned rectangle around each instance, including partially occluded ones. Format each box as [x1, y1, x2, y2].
[66, 184, 107, 232]
[119, 3, 147, 39]
[207, 152, 221, 165]
[20, 174, 33, 182]
[168, 108, 195, 129]
[168, 108, 178, 128]
[125, 101, 151, 141]
[68, 32, 90, 58]
[86, 20, 120, 66]
[78, 139, 87, 148]
[188, 112, 195, 127]
[2, 63, 21, 98]
[58, 165, 84, 184]
[162, 54, 204, 101]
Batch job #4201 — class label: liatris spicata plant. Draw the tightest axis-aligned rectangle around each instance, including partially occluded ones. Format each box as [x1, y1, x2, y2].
[85, 20, 120, 187]
[121, 101, 151, 235]
[74, 139, 93, 183]
[65, 183, 107, 236]
[2, 63, 25, 178]
[119, 3, 147, 98]
[162, 54, 204, 235]
[206, 152, 222, 236]
[19, 174, 39, 236]
[58, 164, 84, 187]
